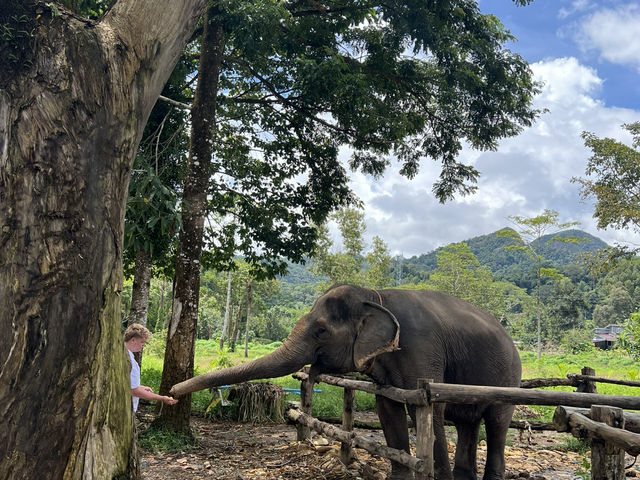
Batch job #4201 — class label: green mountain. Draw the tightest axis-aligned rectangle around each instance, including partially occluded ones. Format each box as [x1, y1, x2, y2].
[400, 229, 608, 286]
[538, 229, 608, 264]
[280, 229, 609, 290]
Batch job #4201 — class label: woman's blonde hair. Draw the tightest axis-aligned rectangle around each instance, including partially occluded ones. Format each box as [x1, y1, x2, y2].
[123, 323, 152, 342]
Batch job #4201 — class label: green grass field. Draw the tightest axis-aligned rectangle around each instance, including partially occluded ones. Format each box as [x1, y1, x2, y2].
[139, 337, 640, 421]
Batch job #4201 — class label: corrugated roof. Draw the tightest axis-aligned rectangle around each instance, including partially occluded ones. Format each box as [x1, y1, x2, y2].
[593, 333, 617, 342]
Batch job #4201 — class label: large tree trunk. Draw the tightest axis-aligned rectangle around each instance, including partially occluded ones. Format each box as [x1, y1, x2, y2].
[157, 8, 224, 433]
[0, 1, 206, 478]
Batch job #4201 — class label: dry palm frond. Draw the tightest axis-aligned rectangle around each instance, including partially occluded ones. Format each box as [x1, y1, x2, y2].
[226, 382, 286, 423]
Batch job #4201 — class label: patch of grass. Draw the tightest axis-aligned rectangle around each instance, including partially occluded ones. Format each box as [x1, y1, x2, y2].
[137, 425, 196, 453]
[520, 348, 639, 381]
[558, 436, 591, 454]
[272, 376, 376, 418]
[519, 348, 640, 421]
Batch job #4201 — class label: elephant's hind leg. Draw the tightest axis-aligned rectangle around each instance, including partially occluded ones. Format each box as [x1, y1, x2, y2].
[482, 404, 514, 480]
[452, 419, 481, 480]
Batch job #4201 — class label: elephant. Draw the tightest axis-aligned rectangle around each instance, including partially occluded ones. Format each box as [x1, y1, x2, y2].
[170, 285, 522, 480]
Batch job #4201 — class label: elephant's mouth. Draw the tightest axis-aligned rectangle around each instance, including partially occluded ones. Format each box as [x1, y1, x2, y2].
[312, 350, 353, 375]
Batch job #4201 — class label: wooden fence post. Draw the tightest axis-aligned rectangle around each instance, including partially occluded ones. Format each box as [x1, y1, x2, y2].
[577, 367, 597, 393]
[415, 378, 434, 480]
[590, 405, 625, 480]
[297, 376, 313, 441]
[340, 387, 355, 465]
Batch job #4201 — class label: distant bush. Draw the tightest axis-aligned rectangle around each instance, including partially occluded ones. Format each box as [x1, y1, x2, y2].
[144, 330, 167, 358]
[559, 328, 596, 354]
[140, 367, 162, 391]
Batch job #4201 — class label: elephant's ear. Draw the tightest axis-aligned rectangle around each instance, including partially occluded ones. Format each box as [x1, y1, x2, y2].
[353, 301, 401, 370]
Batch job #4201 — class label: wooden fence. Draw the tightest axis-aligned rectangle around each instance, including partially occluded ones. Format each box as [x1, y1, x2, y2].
[287, 367, 640, 480]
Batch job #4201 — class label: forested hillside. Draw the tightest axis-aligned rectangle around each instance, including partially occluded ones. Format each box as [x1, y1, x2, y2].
[400, 229, 608, 285]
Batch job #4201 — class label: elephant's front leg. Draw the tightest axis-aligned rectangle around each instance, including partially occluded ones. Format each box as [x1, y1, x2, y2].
[376, 395, 413, 480]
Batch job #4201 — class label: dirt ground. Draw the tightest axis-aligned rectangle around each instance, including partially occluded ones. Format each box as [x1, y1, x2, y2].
[138, 407, 640, 480]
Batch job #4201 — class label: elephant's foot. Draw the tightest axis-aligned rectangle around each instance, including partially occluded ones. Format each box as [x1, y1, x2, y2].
[434, 464, 454, 480]
[453, 466, 477, 480]
[482, 473, 505, 480]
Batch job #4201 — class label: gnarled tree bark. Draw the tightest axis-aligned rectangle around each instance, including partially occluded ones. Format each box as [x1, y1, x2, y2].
[0, 1, 206, 478]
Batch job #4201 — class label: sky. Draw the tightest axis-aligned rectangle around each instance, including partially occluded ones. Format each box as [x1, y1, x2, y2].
[339, 0, 640, 258]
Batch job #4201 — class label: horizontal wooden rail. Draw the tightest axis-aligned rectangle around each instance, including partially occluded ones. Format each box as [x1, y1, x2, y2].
[567, 374, 640, 389]
[521, 374, 640, 389]
[292, 372, 427, 406]
[294, 371, 640, 410]
[427, 383, 640, 410]
[553, 406, 640, 456]
[520, 377, 576, 389]
[287, 407, 424, 473]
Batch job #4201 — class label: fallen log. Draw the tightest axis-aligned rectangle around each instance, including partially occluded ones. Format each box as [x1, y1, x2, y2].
[287, 407, 424, 473]
[553, 406, 640, 456]
[550, 406, 640, 434]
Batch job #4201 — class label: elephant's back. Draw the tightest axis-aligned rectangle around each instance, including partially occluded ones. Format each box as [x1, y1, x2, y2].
[391, 289, 507, 333]
[386, 289, 521, 388]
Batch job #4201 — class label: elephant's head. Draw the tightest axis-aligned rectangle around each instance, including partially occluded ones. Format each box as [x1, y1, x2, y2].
[170, 285, 400, 397]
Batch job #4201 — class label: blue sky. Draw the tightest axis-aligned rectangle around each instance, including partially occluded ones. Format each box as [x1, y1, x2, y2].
[339, 0, 640, 257]
[481, 0, 640, 109]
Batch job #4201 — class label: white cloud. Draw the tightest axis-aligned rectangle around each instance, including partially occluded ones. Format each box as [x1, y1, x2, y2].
[558, 0, 596, 20]
[345, 56, 640, 257]
[575, 4, 640, 70]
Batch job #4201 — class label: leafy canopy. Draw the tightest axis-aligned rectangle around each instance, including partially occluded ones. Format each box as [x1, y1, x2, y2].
[196, 0, 539, 277]
[574, 122, 640, 232]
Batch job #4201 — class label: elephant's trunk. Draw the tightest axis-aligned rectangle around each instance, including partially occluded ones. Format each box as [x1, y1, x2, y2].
[169, 334, 314, 397]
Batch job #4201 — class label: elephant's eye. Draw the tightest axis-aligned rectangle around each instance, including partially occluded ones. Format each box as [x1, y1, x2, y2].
[314, 318, 329, 338]
[315, 326, 328, 338]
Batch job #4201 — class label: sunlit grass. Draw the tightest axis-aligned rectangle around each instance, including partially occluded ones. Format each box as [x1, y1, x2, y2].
[140, 338, 640, 420]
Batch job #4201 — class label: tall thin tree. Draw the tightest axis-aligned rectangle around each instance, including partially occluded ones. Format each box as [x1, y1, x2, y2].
[499, 210, 580, 359]
[157, 7, 225, 433]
